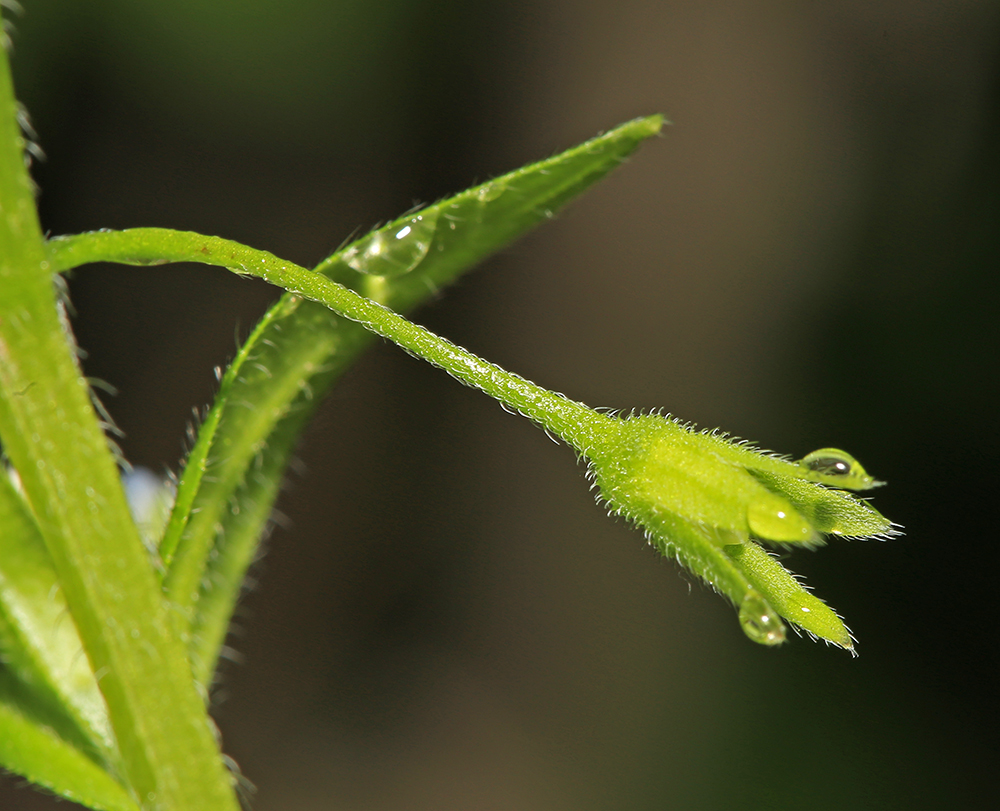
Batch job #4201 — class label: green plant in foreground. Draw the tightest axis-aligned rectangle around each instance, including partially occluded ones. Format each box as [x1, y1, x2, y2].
[0, 25, 893, 811]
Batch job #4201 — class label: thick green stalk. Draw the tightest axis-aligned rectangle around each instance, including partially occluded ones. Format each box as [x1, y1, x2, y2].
[0, 50, 238, 810]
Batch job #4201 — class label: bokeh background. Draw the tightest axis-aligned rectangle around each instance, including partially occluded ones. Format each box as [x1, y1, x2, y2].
[4, 1, 998, 809]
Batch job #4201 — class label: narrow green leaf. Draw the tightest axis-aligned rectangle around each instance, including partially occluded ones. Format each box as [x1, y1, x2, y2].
[45, 115, 665, 687]
[314, 114, 667, 311]
[187, 392, 317, 686]
[0, 672, 139, 811]
[0, 469, 115, 760]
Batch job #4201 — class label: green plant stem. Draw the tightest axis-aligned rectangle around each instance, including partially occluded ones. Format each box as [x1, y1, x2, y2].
[48, 228, 622, 458]
[0, 55, 238, 810]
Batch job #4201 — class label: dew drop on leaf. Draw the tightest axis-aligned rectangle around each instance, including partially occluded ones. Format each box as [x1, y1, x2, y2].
[475, 179, 507, 202]
[343, 209, 440, 277]
[739, 590, 786, 646]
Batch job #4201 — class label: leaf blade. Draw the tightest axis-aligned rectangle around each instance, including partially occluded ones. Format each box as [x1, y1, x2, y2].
[0, 470, 116, 759]
[0, 671, 140, 811]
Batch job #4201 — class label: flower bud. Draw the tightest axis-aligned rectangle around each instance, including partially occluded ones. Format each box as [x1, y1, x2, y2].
[585, 413, 893, 649]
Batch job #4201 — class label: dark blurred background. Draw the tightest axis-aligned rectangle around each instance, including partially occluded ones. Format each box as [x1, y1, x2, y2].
[3, 1, 998, 809]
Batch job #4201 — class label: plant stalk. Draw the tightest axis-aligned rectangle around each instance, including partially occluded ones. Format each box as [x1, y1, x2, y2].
[0, 48, 239, 811]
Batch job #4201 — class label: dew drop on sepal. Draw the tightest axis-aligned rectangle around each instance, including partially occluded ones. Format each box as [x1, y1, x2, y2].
[738, 590, 786, 646]
[343, 209, 440, 278]
[746, 492, 815, 543]
[799, 448, 880, 490]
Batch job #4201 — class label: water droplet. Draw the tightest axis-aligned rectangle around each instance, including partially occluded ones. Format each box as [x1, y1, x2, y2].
[799, 448, 880, 490]
[475, 179, 506, 202]
[343, 209, 440, 277]
[739, 590, 786, 646]
[747, 492, 815, 543]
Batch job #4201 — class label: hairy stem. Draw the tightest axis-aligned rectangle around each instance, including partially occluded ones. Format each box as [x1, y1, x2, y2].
[48, 228, 620, 456]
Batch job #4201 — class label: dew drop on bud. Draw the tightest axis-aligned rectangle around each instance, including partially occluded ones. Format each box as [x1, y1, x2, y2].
[799, 448, 879, 490]
[747, 492, 814, 543]
[739, 590, 786, 646]
[343, 209, 440, 278]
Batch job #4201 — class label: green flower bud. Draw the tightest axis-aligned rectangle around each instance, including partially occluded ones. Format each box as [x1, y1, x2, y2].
[585, 413, 894, 650]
